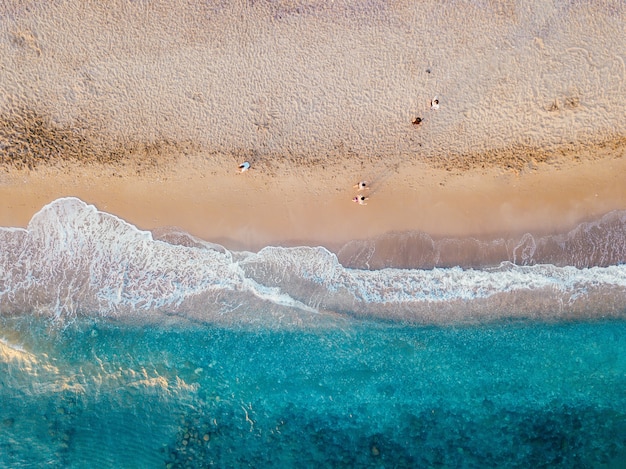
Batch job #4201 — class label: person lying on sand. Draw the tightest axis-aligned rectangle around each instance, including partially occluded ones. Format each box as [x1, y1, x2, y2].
[238, 161, 251, 173]
[353, 181, 369, 191]
[353, 195, 368, 205]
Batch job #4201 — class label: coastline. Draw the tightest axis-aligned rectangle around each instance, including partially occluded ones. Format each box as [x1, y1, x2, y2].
[3, 4, 626, 467]
[1, 0, 625, 254]
[1, 141, 625, 253]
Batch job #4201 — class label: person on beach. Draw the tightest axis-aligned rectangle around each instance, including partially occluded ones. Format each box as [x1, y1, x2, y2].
[238, 161, 251, 173]
[353, 195, 368, 205]
[430, 97, 440, 110]
[354, 181, 369, 191]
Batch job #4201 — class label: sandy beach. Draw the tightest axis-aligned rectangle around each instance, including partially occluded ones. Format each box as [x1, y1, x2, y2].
[1, 145, 625, 254]
[1, 0, 625, 252]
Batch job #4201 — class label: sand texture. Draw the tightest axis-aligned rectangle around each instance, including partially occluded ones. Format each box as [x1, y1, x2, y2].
[1, 0, 625, 250]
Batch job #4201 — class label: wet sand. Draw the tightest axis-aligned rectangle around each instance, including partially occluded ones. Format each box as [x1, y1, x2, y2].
[1, 145, 625, 252]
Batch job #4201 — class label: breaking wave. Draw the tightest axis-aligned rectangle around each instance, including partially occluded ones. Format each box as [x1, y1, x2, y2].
[1, 198, 625, 325]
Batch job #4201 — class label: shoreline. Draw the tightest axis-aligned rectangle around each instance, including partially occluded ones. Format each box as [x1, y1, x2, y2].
[2, 0, 626, 254]
[1, 142, 625, 253]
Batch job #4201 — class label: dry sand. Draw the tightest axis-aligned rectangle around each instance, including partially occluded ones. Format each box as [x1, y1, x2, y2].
[1, 0, 625, 252]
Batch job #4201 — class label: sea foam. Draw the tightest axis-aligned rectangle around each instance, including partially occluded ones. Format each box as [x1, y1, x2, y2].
[1, 198, 625, 324]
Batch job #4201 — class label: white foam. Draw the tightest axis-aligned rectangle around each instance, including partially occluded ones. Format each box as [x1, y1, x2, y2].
[239, 244, 626, 304]
[1, 198, 318, 320]
[340, 262, 626, 304]
[1, 198, 626, 323]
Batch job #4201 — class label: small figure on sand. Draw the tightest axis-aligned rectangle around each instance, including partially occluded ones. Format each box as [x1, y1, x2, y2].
[238, 161, 251, 173]
[354, 181, 369, 191]
[353, 195, 368, 205]
[430, 96, 440, 110]
[412, 117, 423, 126]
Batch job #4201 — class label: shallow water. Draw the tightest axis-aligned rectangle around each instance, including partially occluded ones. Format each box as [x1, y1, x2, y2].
[337, 210, 626, 270]
[1, 317, 626, 468]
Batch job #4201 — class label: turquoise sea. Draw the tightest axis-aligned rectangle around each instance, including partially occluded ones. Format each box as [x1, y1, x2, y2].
[1, 198, 626, 467]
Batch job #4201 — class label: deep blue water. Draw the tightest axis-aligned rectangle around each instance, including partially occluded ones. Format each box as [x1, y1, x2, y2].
[1, 316, 626, 468]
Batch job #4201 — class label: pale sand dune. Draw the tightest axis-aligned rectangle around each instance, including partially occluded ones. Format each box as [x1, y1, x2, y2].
[0, 0, 625, 250]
